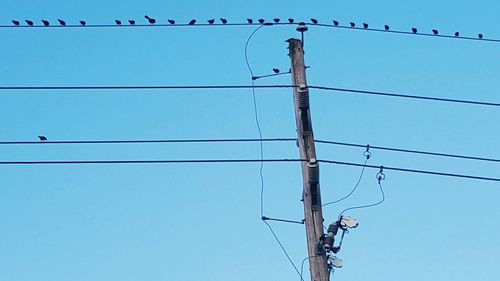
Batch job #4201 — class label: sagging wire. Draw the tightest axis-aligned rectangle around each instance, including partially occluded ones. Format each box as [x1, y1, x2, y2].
[244, 23, 303, 278]
[338, 166, 386, 220]
[323, 145, 371, 207]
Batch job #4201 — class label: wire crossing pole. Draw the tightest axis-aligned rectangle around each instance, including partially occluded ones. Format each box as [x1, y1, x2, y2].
[288, 37, 330, 281]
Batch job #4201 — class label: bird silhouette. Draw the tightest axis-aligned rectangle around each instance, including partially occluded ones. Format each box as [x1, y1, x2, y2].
[363, 23, 368, 29]
[25, 20, 34, 26]
[220, 18, 227, 24]
[38, 136, 47, 141]
[333, 20, 339, 26]
[272, 68, 280, 74]
[350, 22, 355, 27]
[42, 20, 50, 26]
[247, 18, 253, 24]
[144, 15, 156, 24]
[288, 18, 294, 23]
[432, 29, 438, 35]
[207, 19, 215, 24]
[478, 33, 483, 39]
[168, 19, 175, 25]
[384, 25, 390, 31]
[258, 19, 265, 24]
[412, 27, 417, 33]
[273, 18, 280, 23]
[188, 19, 196, 25]
[311, 18, 318, 24]
[128, 20, 136, 25]
[115, 20, 122, 25]
[12, 20, 20, 26]
[79, 20, 86, 26]
[454, 31, 460, 37]
[58, 19, 66, 26]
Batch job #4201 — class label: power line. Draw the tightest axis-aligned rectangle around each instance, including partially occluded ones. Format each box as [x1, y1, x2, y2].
[315, 140, 500, 164]
[245, 24, 303, 279]
[309, 85, 500, 108]
[2, 84, 499, 108]
[1, 158, 499, 182]
[0, 138, 296, 145]
[319, 159, 500, 183]
[314, 23, 500, 44]
[2, 20, 498, 44]
[2, 138, 499, 166]
[0, 85, 294, 91]
[0, 159, 303, 165]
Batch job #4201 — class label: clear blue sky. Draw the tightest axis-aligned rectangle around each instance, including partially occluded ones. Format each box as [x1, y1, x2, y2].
[1, 1, 500, 280]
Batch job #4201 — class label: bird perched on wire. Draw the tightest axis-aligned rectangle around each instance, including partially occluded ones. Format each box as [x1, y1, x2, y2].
[432, 29, 438, 35]
[12, 20, 20, 26]
[42, 20, 50, 26]
[79, 20, 86, 26]
[273, 18, 280, 23]
[349, 22, 355, 27]
[58, 19, 66, 26]
[247, 18, 253, 24]
[363, 23, 368, 29]
[128, 20, 135, 25]
[38, 136, 48, 142]
[272, 68, 280, 74]
[188, 19, 196, 25]
[333, 20, 339, 26]
[144, 15, 156, 24]
[168, 19, 175, 25]
[412, 27, 417, 33]
[258, 19, 265, 24]
[384, 25, 390, 31]
[220, 18, 227, 24]
[310, 18, 318, 24]
[454, 31, 460, 37]
[478, 33, 483, 39]
[207, 19, 215, 24]
[25, 20, 34, 26]
[288, 18, 294, 24]
[115, 20, 122, 25]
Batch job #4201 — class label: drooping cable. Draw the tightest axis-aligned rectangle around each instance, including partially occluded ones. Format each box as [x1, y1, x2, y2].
[322, 146, 371, 207]
[338, 168, 386, 219]
[244, 23, 303, 278]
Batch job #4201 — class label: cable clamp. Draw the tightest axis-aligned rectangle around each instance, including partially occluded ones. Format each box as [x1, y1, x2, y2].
[363, 144, 371, 159]
[376, 166, 385, 183]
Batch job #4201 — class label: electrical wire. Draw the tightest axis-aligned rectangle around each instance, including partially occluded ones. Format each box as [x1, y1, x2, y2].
[2, 84, 499, 108]
[313, 23, 500, 43]
[263, 220, 302, 277]
[244, 24, 267, 217]
[315, 140, 500, 164]
[2, 20, 499, 44]
[309, 85, 500, 108]
[322, 156, 369, 207]
[3, 138, 499, 166]
[0, 158, 499, 182]
[0, 85, 294, 91]
[318, 159, 500, 182]
[338, 176, 385, 219]
[245, 23, 303, 279]
[0, 159, 303, 165]
[0, 138, 296, 145]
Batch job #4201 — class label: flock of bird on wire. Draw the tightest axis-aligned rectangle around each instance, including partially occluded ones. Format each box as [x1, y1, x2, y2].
[8, 16, 485, 39]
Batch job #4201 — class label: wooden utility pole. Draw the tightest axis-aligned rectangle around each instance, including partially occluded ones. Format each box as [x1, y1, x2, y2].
[288, 37, 330, 281]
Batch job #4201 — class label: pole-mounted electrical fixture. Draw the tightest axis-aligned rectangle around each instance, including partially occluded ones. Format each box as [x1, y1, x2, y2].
[296, 22, 308, 45]
[307, 158, 320, 210]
